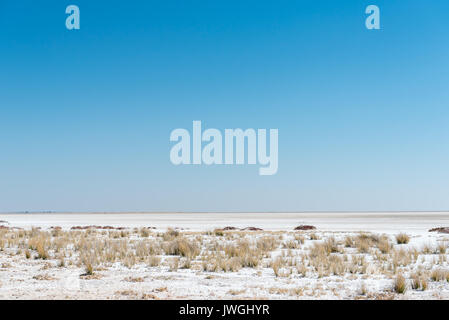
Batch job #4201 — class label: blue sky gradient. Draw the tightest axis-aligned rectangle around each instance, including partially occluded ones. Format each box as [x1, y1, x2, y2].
[1, 1, 449, 212]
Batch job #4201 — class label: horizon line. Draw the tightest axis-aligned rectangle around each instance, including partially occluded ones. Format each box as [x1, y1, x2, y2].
[1, 210, 449, 214]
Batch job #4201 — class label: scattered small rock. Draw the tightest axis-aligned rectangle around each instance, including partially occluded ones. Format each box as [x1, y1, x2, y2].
[429, 227, 449, 234]
[294, 225, 316, 231]
[241, 227, 263, 231]
[71, 225, 126, 230]
[222, 226, 238, 231]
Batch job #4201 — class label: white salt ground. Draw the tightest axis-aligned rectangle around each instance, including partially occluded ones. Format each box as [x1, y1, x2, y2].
[0, 212, 448, 300]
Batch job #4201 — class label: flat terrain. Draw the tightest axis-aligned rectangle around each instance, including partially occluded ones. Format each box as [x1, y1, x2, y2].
[2, 211, 449, 234]
[0, 212, 449, 299]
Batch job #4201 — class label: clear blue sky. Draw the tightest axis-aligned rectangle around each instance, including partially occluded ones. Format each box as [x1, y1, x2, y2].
[1, 1, 449, 212]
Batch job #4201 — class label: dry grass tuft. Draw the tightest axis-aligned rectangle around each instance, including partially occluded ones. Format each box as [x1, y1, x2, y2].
[33, 274, 57, 281]
[123, 276, 144, 282]
[393, 273, 407, 294]
[430, 268, 449, 282]
[1, 226, 449, 299]
[411, 272, 428, 291]
[162, 228, 180, 241]
[395, 233, 410, 244]
[163, 238, 200, 258]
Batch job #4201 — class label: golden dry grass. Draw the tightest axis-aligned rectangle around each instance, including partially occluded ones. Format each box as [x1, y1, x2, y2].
[395, 233, 410, 245]
[0, 226, 448, 299]
[393, 273, 407, 294]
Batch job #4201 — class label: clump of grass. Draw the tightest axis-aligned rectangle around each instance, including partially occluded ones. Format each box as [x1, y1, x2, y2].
[271, 257, 284, 277]
[163, 228, 180, 241]
[395, 233, 410, 244]
[421, 243, 435, 254]
[309, 242, 328, 258]
[135, 240, 161, 259]
[226, 257, 243, 272]
[163, 237, 200, 258]
[147, 255, 161, 267]
[36, 241, 49, 260]
[139, 228, 151, 238]
[357, 233, 380, 243]
[180, 258, 191, 269]
[309, 233, 320, 240]
[358, 282, 367, 295]
[80, 252, 96, 275]
[58, 257, 65, 267]
[355, 238, 370, 253]
[328, 255, 345, 275]
[391, 248, 412, 273]
[84, 261, 94, 275]
[377, 237, 392, 254]
[344, 236, 355, 248]
[294, 234, 305, 244]
[323, 237, 340, 254]
[223, 240, 263, 268]
[123, 255, 136, 268]
[307, 241, 347, 277]
[354, 233, 379, 253]
[411, 272, 428, 291]
[430, 268, 449, 282]
[438, 241, 447, 254]
[347, 255, 367, 275]
[296, 263, 307, 277]
[283, 240, 300, 249]
[169, 257, 179, 272]
[393, 273, 407, 294]
[257, 236, 279, 252]
[28, 233, 50, 260]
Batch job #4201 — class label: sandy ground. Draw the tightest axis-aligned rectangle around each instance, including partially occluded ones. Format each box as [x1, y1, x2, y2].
[0, 212, 449, 300]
